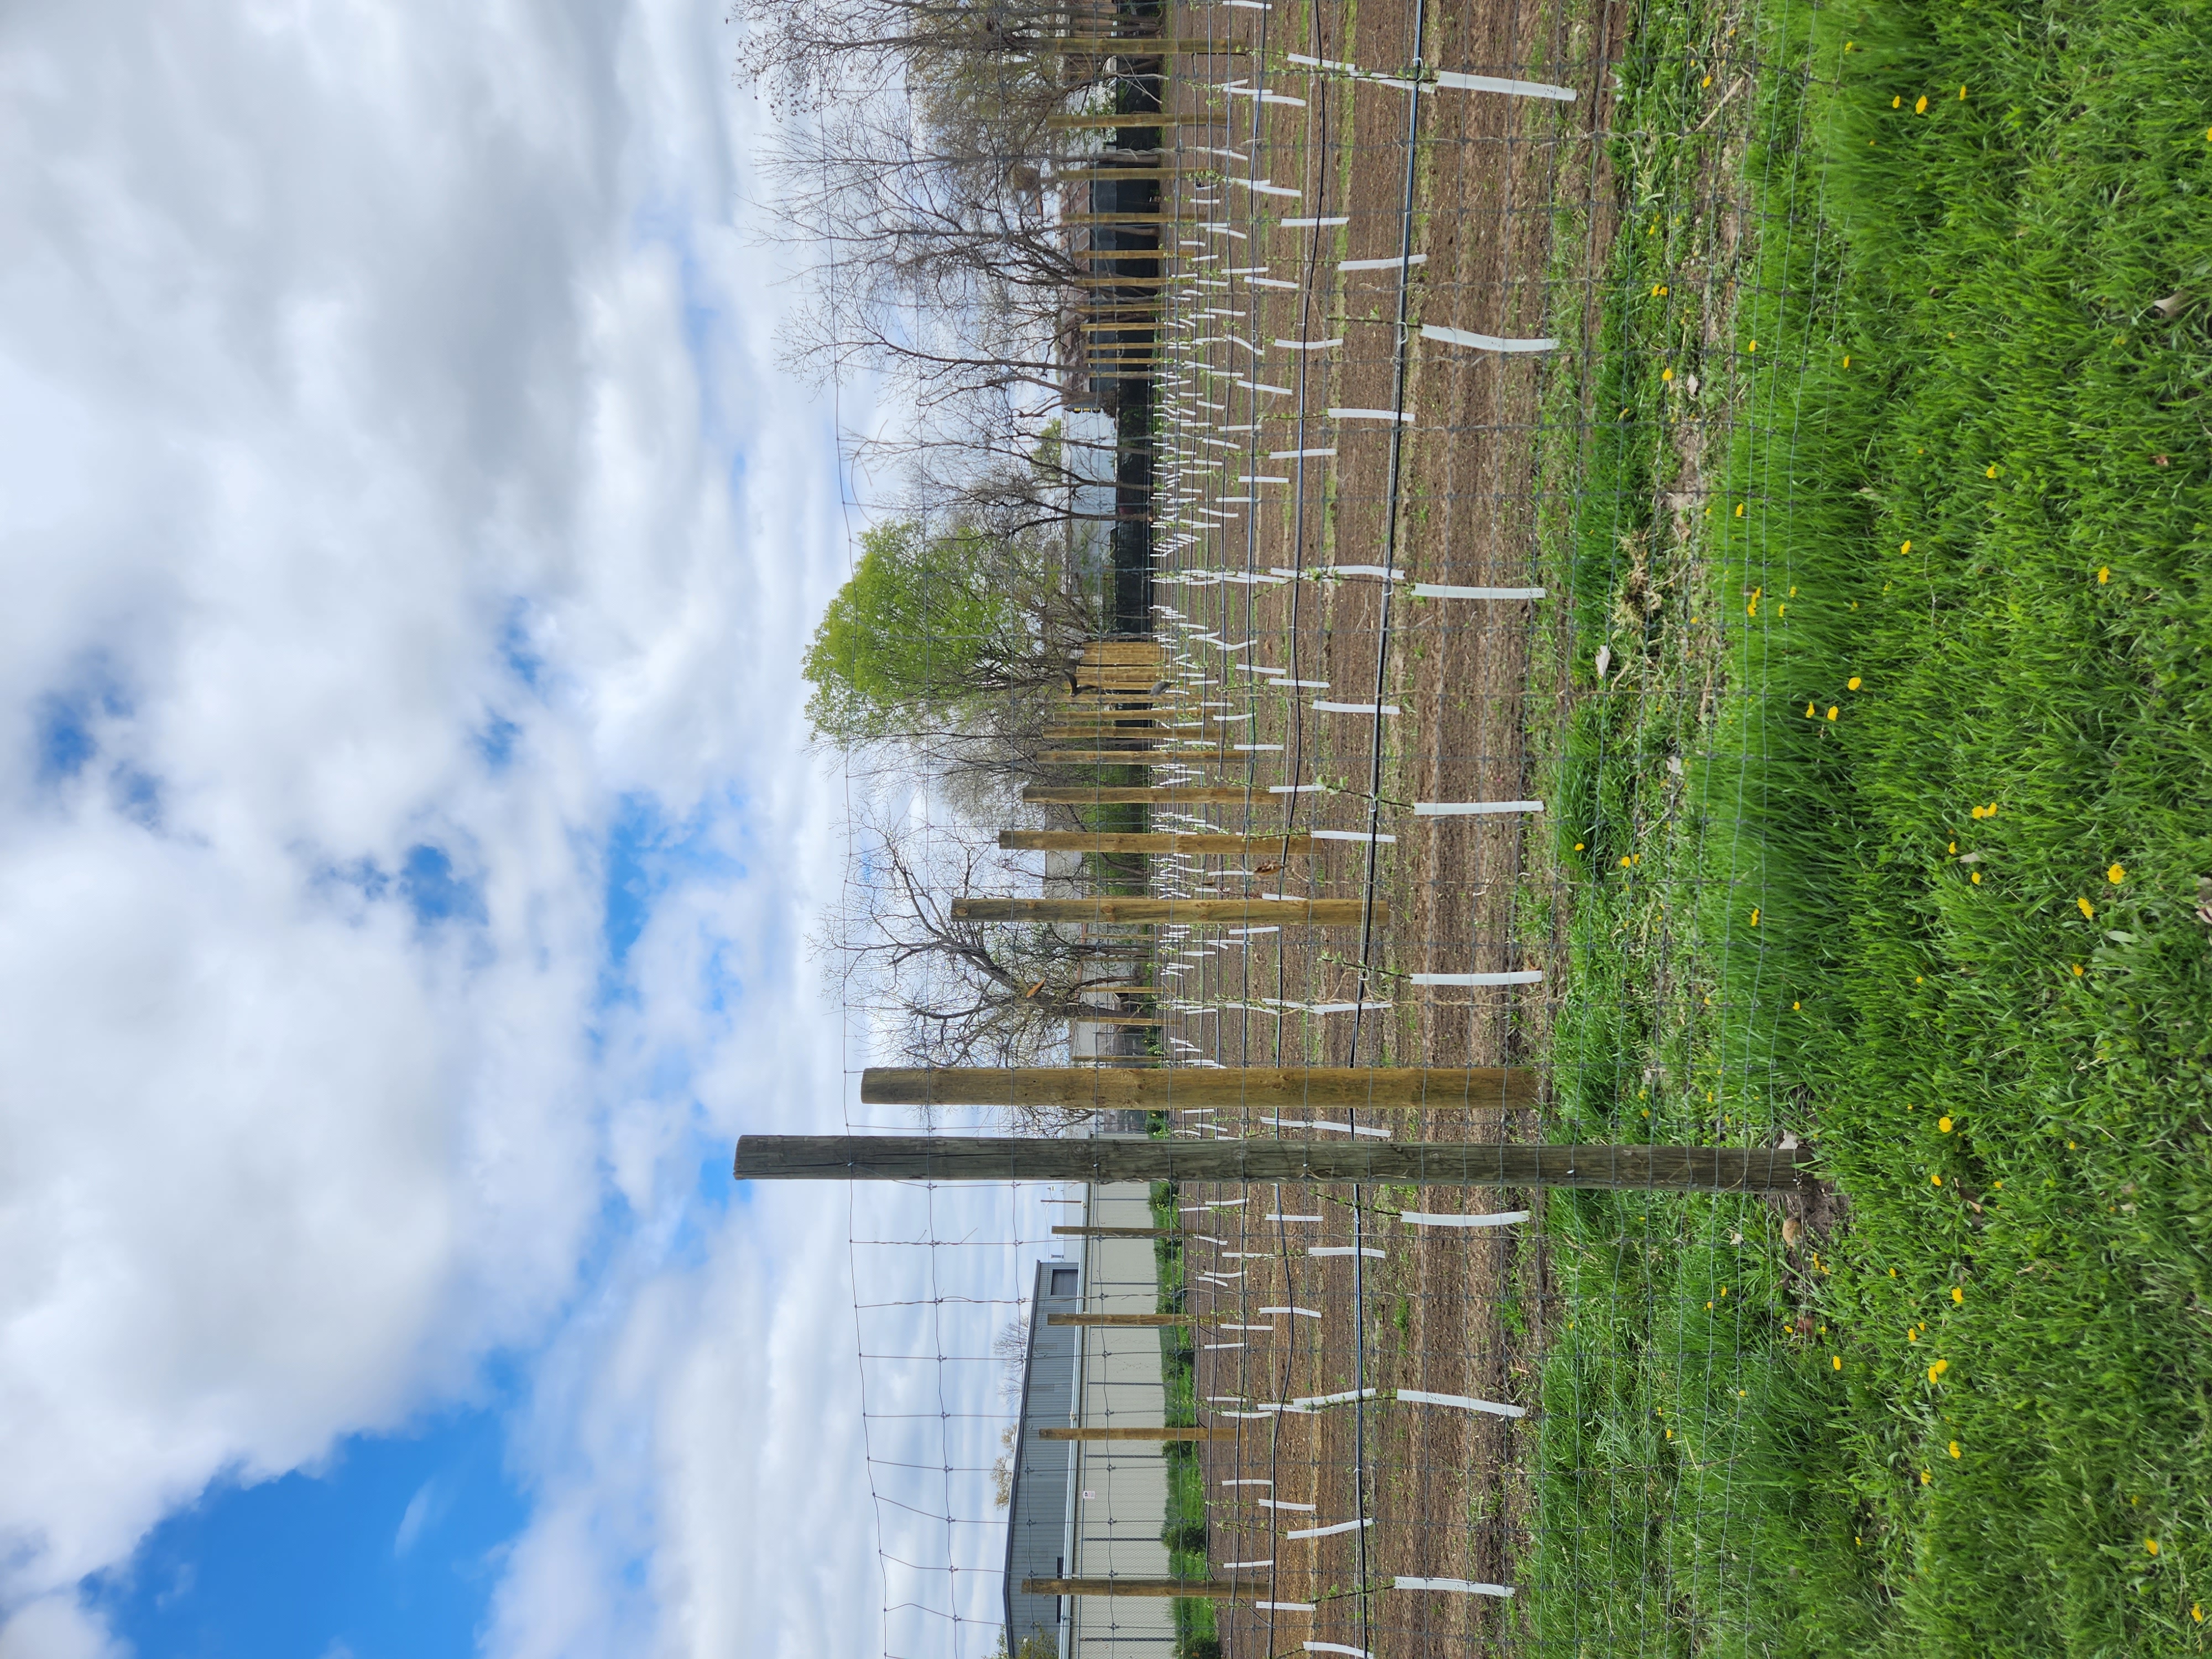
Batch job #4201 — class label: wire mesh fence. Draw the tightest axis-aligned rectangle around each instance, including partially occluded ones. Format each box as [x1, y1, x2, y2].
[808, 0, 1855, 1654]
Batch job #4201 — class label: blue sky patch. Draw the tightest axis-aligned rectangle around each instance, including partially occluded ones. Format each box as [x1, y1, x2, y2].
[87, 1404, 528, 1659]
[400, 844, 487, 928]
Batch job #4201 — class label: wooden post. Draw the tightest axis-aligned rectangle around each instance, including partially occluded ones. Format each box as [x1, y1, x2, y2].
[1081, 641, 1166, 664]
[1049, 113, 1215, 131]
[1031, 38, 1253, 54]
[733, 1135, 1813, 1193]
[1052, 1225, 1177, 1238]
[1070, 1014, 1165, 1026]
[1024, 1578, 1248, 1599]
[1037, 1425, 1229, 1441]
[1025, 786, 1254, 804]
[860, 1065, 1533, 1109]
[1053, 164, 1187, 177]
[1040, 750, 1237, 765]
[1046, 1312, 1191, 1327]
[999, 832, 1312, 854]
[950, 898, 1371, 925]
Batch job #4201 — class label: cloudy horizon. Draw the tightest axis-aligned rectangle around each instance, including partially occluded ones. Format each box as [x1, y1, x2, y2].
[0, 2, 1012, 1653]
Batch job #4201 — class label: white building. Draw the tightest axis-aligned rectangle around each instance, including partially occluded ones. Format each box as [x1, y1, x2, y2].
[1001, 1181, 1180, 1659]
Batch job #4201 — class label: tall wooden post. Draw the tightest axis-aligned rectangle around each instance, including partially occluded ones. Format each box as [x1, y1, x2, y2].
[1025, 786, 1254, 804]
[999, 832, 1311, 854]
[1046, 1312, 1191, 1327]
[950, 898, 1371, 925]
[860, 1066, 1535, 1109]
[733, 1135, 1812, 1193]
[1023, 1578, 1248, 1599]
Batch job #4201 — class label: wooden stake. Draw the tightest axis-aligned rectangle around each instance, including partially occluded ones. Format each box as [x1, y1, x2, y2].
[860, 1066, 1532, 1109]
[733, 1135, 1813, 1193]
[1036, 1426, 1229, 1441]
[950, 898, 1370, 925]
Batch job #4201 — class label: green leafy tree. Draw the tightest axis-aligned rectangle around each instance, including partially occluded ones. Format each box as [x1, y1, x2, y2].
[802, 517, 1092, 745]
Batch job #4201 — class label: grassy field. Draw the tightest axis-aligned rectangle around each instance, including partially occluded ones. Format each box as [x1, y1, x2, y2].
[1531, 0, 2212, 1652]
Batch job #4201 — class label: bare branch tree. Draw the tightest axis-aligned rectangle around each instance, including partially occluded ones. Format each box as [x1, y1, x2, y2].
[820, 804, 1150, 1097]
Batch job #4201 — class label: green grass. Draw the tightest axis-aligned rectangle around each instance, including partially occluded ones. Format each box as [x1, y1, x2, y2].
[1530, 0, 2212, 1651]
[1151, 1181, 1218, 1650]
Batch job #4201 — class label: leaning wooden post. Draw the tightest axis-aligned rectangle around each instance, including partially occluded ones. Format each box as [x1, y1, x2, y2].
[733, 1135, 1812, 1193]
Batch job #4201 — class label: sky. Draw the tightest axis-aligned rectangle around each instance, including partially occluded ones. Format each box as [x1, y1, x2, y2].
[0, 1, 1039, 1654]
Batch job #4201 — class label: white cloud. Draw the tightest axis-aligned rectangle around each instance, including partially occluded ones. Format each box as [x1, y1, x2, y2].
[0, 0, 867, 1652]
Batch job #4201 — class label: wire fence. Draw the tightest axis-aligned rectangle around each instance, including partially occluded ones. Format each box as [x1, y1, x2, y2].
[824, 0, 1846, 1652]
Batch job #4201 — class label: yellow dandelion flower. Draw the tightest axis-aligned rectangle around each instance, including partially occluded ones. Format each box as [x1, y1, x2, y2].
[1843, 354, 1851, 367]
[1735, 502, 1746, 517]
[2072, 963, 2084, 975]
[1931, 1173, 1943, 1187]
[2107, 863, 2125, 884]
[1702, 75, 1712, 87]
[1792, 1000, 1801, 1010]
[1848, 676, 1861, 690]
[1958, 85, 1966, 100]
[1573, 841, 1584, 851]
[1891, 95, 1902, 108]
[2097, 565, 2110, 583]
[1901, 539, 1912, 555]
[1949, 841, 1958, 853]
[2147, 1538, 2160, 1556]
[1750, 907, 1760, 926]
[1970, 871, 1981, 884]
[1747, 339, 1757, 352]
[1662, 367, 1674, 383]
[2192, 1603, 2203, 1623]
[1920, 1469, 1931, 1485]
[1619, 855, 1632, 868]
[1832, 1354, 1842, 1370]
[1952, 1286, 1964, 1303]
[1827, 706, 1839, 721]
[2078, 896, 2096, 919]
[1805, 701, 1817, 717]
[1665, 1427, 1674, 1440]
[2068, 1139, 2078, 1150]
[1949, 1440, 1961, 1458]
[1932, 1358, 1949, 1376]
[1915, 94, 1929, 114]
[1938, 1115, 1953, 1133]
[1986, 464, 1998, 478]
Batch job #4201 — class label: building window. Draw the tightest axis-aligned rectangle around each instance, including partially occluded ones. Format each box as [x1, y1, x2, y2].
[1050, 1267, 1078, 1297]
